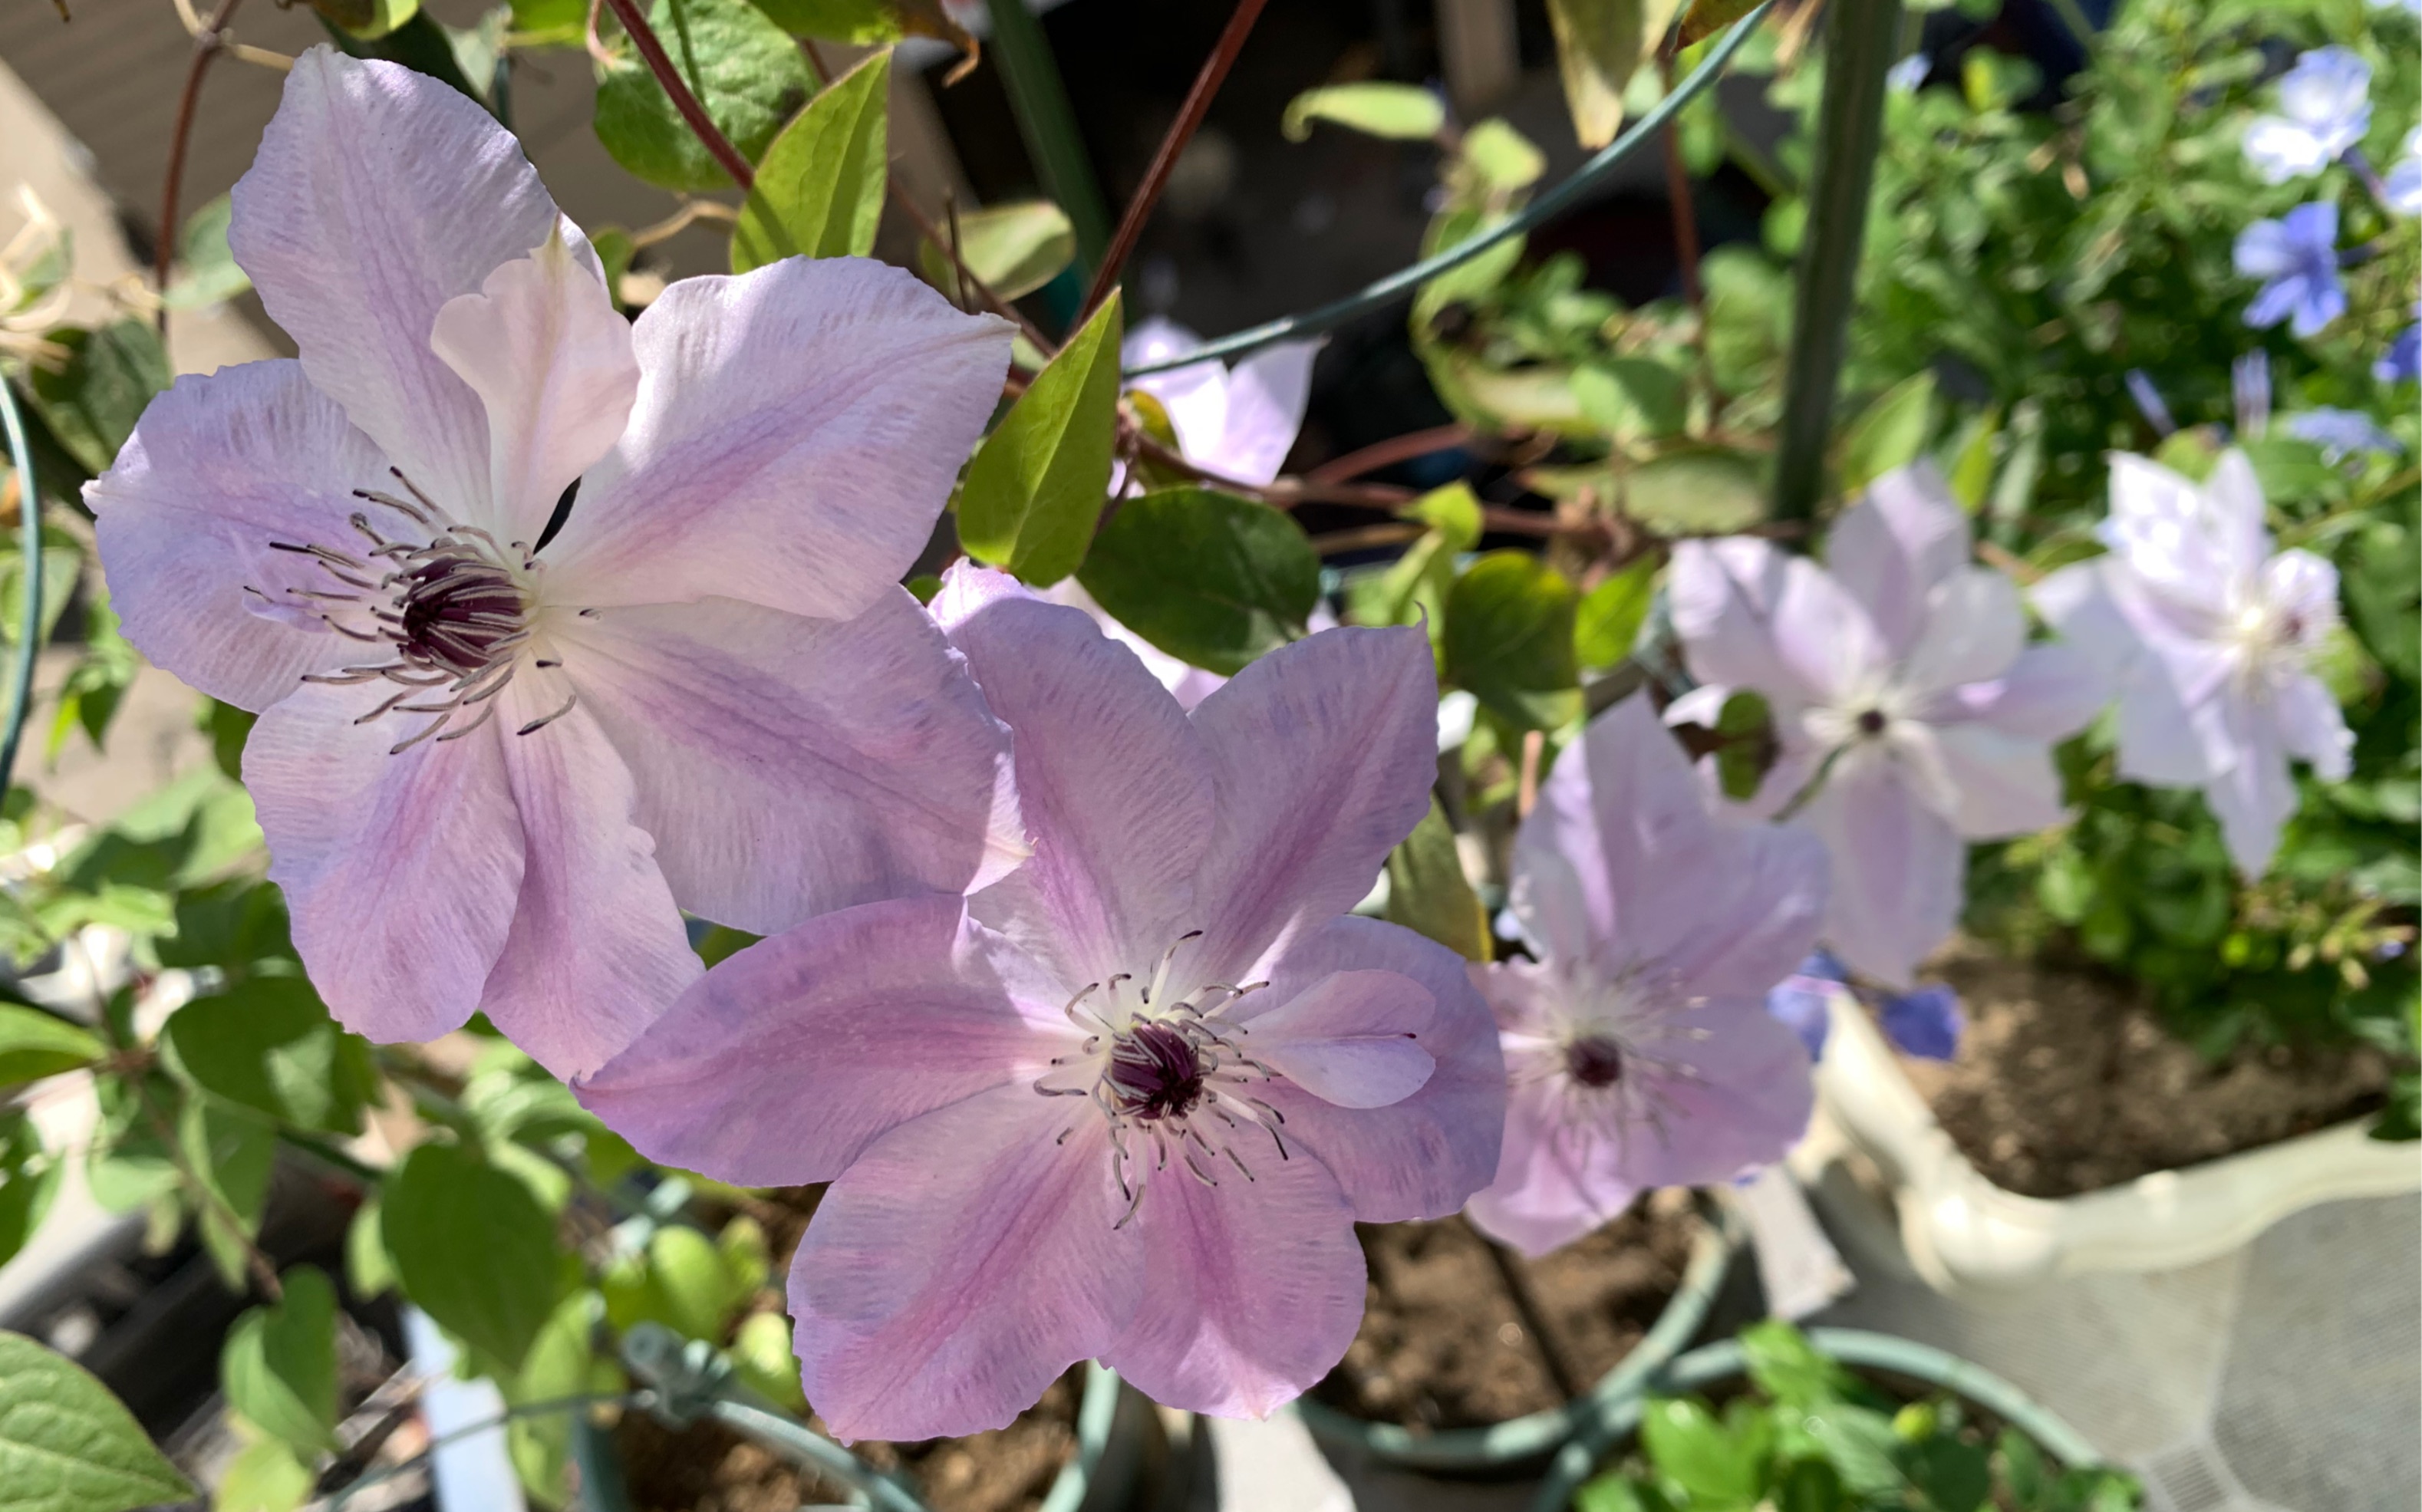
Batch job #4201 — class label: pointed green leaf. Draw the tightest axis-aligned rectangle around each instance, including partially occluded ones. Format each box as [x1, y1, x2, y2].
[956, 294, 1122, 586]
[1544, 0, 1656, 149]
[222, 1267, 341, 1457]
[164, 979, 374, 1135]
[731, 51, 891, 271]
[1623, 446, 1767, 535]
[384, 1141, 562, 1371]
[345, 1197, 395, 1300]
[212, 1436, 310, 1512]
[1280, 83, 1447, 143]
[1386, 800, 1492, 963]
[0, 1115, 60, 1270]
[24, 321, 169, 476]
[1576, 555, 1658, 670]
[0, 1330, 193, 1512]
[178, 1096, 276, 1292]
[1076, 487, 1320, 675]
[1443, 552, 1581, 731]
[0, 1007, 101, 1088]
[593, 0, 816, 193]
[916, 199, 1075, 302]
[730, 1309, 807, 1412]
[160, 196, 252, 310]
[1840, 371, 1937, 494]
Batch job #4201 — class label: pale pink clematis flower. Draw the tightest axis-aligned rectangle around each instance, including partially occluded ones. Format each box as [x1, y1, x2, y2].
[1123, 318, 1320, 487]
[2033, 451, 2352, 876]
[86, 51, 1020, 1077]
[1666, 464, 2106, 987]
[578, 565, 1504, 1438]
[1466, 693, 1825, 1257]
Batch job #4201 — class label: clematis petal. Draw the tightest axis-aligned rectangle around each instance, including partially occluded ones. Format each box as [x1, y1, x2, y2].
[1465, 1077, 1631, 1258]
[1669, 537, 1802, 701]
[1825, 463, 1971, 654]
[244, 681, 524, 1046]
[1190, 626, 1438, 977]
[545, 259, 1010, 621]
[1246, 916, 1504, 1222]
[2203, 451, 2276, 578]
[473, 679, 696, 1079]
[87, 361, 393, 712]
[1900, 567, 2026, 697]
[789, 1086, 1139, 1441]
[555, 591, 1020, 934]
[229, 49, 578, 520]
[1104, 1141, 1362, 1419]
[1214, 341, 1319, 486]
[2033, 563, 2217, 784]
[577, 894, 1067, 1188]
[1801, 745, 1963, 987]
[1771, 557, 1889, 707]
[2275, 670, 2353, 782]
[1040, 578, 1230, 710]
[1125, 318, 1231, 464]
[937, 565, 1217, 983]
[428, 228, 637, 543]
[1949, 642, 2109, 742]
[2203, 689, 2297, 876]
[1605, 995, 1814, 1192]
[1241, 970, 1436, 1109]
[1913, 721, 2068, 838]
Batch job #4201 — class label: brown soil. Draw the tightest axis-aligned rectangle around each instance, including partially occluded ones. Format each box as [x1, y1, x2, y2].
[1310, 1188, 1700, 1431]
[615, 1368, 1082, 1512]
[1904, 941, 2391, 1199]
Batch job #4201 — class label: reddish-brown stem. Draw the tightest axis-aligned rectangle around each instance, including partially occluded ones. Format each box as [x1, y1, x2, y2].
[1309, 522, 1424, 556]
[157, 0, 243, 334]
[1659, 52, 1705, 321]
[1079, 0, 1270, 318]
[888, 179, 1058, 354]
[1306, 423, 1475, 484]
[603, 0, 756, 190]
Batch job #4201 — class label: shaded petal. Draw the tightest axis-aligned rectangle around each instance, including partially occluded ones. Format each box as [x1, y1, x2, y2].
[1465, 1078, 1633, 1258]
[578, 894, 1067, 1187]
[473, 678, 696, 1079]
[1900, 568, 2026, 697]
[1910, 721, 2068, 838]
[941, 566, 1216, 984]
[1213, 341, 1319, 486]
[1605, 996, 1814, 1191]
[1669, 538, 1803, 701]
[789, 1086, 1139, 1441]
[87, 361, 394, 711]
[546, 259, 1011, 619]
[1190, 626, 1438, 977]
[1825, 463, 1970, 654]
[1242, 970, 1435, 1109]
[1244, 917, 1504, 1222]
[1801, 746, 1963, 987]
[1949, 642, 2108, 742]
[2203, 690, 2296, 876]
[1103, 1138, 1361, 1419]
[428, 228, 637, 542]
[230, 49, 576, 520]
[2032, 562, 2217, 784]
[244, 681, 523, 1045]
[1125, 318, 1229, 463]
[1039, 578, 1230, 711]
[2275, 670, 2353, 781]
[559, 591, 1022, 934]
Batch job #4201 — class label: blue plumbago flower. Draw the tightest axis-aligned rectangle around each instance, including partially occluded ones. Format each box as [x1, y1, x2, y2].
[2233, 351, 2272, 438]
[2236, 203, 2346, 337]
[1765, 950, 1850, 1062]
[2243, 48, 2371, 183]
[1887, 54, 1930, 93]
[1877, 984, 1963, 1061]
[2285, 407, 2404, 460]
[2385, 127, 2422, 217]
[2125, 370, 2177, 437]
[2379, 319, 2421, 384]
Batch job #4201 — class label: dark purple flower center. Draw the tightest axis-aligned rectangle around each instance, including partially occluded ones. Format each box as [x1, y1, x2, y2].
[1564, 1035, 1626, 1088]
[1104, 1021, 1208, 1122]
[1855, 708, 1888, 736]
[397, 549, 529, 677]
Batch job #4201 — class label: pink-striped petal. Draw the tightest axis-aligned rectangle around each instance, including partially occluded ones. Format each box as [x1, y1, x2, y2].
[1241, 969, 1435, 1109]
[1824, 463, 1971, 656]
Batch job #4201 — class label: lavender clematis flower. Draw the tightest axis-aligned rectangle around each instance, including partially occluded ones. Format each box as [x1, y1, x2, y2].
[1463, 695, 1824, 1258]
[1667, 464, 2107, 987]
[2033, 453, 2353, 876]
[578, 566, 1504, 1438]
[2236, 203, 2347, 338]
[2242, 48, 2371, 183]
[1124, 318, 1319, 486]
[85, 52, 1021, 1077]
[2284, 407, 2403, 460]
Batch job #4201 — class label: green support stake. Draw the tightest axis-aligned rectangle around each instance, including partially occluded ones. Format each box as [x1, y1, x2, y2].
[983, 0, 1112, 275]
[1769, 0, 1903, 540]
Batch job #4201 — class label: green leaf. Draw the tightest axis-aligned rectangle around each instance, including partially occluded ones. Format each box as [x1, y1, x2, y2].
[648, 1224, 742, 1341]
[1840, 372, 1938, 493]
[1545, 0, 1660, 149]
[1347, 483, 1481, 637]
[509, 0, 589, 43]
[1576, 358, 1688, 445]
[1386, 799, 1492, 963]
[507, 1292, 597, 1504]
[1899, 1435, 1991, 1512]
[1641, 1397, 1762, 1504]
[0, 1330, 193, 1512]
[24, 322, 169, 476]
[165, 980, 374, 1135]
[345, 1197, 395, 1300]
[1280, 83, 1447, 142]
[1739, 1319, 1853, 1408]
[1076, 487, 1320, 676]
[1942, 409, 1999, 514]
[917, 199, 1076, 302]
[1623, 446, 1766, 535]
[384, 1141, 562, 1371]
[305, 0, 423, 41]
[222, 1267, 340, 1456]
[0, 533, 83, 652]
[1576, 555, 1658, 670]
[0, 1115, 60, 1270]
[1774, 1458, 1846, 1512]
[0, 1007, 101, 1088]
[1443, 552, 1580, 731]
[593, 0, 816, 193]
[730, 51, 890, 271]
[748, 0, 903, 39]
[730, 1309, 807, 1411]
[956, 294, 1123, 586]
[1677, 0, 1759, 44]
[180, 1097, 276, 1291]
[160, 196, 252, 309]
[212, 1436, 311, 1512]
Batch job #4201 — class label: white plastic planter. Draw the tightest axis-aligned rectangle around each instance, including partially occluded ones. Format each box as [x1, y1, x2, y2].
[1811, 993, 2422, 1294]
